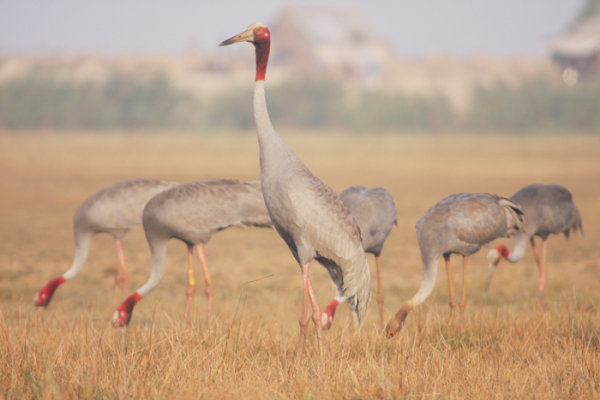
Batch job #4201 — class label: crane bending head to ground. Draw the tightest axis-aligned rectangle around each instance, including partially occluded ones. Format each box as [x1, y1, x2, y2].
[485, 184, 582, 295]
[386, 193, 525, 338]
[112, 179, 273, 327]
[34, 179, 178, 309]
[322, 186, 397, 329]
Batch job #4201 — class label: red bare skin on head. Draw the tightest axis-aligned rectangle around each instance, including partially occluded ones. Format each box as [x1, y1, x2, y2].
[35, 276, 67, 306]
[494, 244, 510, 262]
[322, 299, 339, 329]
[113, 292, 142, 327]
[253, 27, 270, 82]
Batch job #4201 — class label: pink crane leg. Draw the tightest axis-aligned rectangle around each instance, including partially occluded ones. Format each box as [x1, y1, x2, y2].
[113, 240, 129, 309]
[298, 263, 311, 351]
[538, 239, 547, 293]
[444, 255, 456, 325]
[375, 255, 384, 328]
[530, 237, 541, 267]
[184, 244, 196, 321]
[196, 244, 214, 326]
[459, 256, 467, 323]
[305, 270, 323, 355]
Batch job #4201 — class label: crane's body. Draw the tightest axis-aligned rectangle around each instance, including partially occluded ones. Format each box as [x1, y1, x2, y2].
[386, 193, 525, 337]
[113, 179, 273, 326]
[34, 179, 178, 308]
[220, 24, 371, 352]
[322, 186, 397, 328]
[486, 184, 582, 294]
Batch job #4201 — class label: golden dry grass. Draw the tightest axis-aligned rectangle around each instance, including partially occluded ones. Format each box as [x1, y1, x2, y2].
[0, 131, 599, 399]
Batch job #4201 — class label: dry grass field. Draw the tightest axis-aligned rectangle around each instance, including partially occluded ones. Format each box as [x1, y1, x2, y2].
[0, 131, 599, 399]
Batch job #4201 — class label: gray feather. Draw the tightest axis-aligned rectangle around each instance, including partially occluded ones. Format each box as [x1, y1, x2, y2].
[510, 184, 583, 240]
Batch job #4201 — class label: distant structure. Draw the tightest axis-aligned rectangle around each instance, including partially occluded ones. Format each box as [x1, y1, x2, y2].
[550, 1, 600, 83]
[269, 6, 395, 87]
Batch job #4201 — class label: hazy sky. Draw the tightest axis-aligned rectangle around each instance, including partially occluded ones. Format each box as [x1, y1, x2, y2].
[0, 0, 586, 56]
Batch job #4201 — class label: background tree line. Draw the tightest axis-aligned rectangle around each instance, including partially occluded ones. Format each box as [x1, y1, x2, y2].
[1, 72, 599, 132]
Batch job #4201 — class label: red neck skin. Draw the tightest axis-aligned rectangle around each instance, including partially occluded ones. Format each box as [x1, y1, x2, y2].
[254, 37, 270, 82]
[35, 276, 67, 306]
[114, 292, 142, 327]
[322, 299, 339, 326]
[495, 244, 510, 261]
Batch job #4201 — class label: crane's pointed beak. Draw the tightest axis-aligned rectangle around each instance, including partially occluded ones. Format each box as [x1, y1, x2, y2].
[484, 248, 501, 296]
[484, 262, 496, 297]
[219, 28, 254, 46]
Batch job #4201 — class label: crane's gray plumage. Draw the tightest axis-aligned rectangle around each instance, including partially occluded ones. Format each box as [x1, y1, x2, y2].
[386, 193, 525, 337]
[322, 186, 397, 328]
[486, 184, 582, 294]
[219, 24, 371, 349]
[113, 179, 273, 326]
[143, 179, 272, 247]
[34, 179, 178, 307]
[339, 186, 397, 257]
[511, 184, 582, 240]
[74, 179, 180, 241]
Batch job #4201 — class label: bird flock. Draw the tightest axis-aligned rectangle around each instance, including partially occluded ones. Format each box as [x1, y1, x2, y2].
[35, 23, 583, 347]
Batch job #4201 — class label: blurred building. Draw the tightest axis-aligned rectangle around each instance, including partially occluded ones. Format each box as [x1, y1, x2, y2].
[550, 2, 600, 82]
[269, 5, 395, 89]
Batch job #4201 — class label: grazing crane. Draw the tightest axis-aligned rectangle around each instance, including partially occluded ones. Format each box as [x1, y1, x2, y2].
[219, 24, 371, 352]
[486, 184, 582, 294]
[322, 186, 397, 329]
[34, 179, 178, 308]
[385, 193, 525, 338]
[112, 179, 273, 327]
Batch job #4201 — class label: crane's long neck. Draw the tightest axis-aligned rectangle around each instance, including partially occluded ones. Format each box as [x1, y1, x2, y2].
[62, 230, 93, 280]
[505, 232, 528, 263]
[407, 250, 440, 308]
[135, 238, 168, 297]
[253, 57, 295, 177]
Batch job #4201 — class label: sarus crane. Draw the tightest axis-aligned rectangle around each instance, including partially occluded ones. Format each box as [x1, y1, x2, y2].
[220, 24, 371, 352]
[386, 193, 524, 338]
[322, 186, 396, 329]
[486, 184, 582, 294]
[34, 179, 177, 308]
[112, 179, 272, 327]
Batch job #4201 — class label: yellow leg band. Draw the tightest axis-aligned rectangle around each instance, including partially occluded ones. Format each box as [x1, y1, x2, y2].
[188, 270, 196, 286]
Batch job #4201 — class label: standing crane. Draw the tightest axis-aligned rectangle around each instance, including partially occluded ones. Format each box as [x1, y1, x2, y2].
[219, 24, 371, 352]
[385, 193, 525, 338]
[322, 186, 397, 329]
[34, 179, 178, 308]
[486, 184, 582, 294]
[112, 179, 273, 327]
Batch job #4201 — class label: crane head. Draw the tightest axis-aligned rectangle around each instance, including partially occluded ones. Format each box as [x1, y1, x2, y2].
[486, 244, 509, 266]
[484, 244, 509, 296]
[113, 292, 142, 327]
[34, 276, 67, 306]
[348, 285, 371, 326]
[219, 23, 270, 47]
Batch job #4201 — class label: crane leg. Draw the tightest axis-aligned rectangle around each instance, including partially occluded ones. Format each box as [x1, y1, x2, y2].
[184, 244, 196, 321]
[444, 255, 456, 325]
[530, 237, 541, 267]
[113, 240, 129, 309]
[297, 263, 322, 356]
[306, 270, 323, 357]
[196, 244, 214, 326]
[375, 255, 384, 328]
[459, 256, 467, 324]
[298, 263, 311, 351]
[538, 239, 547, 293]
